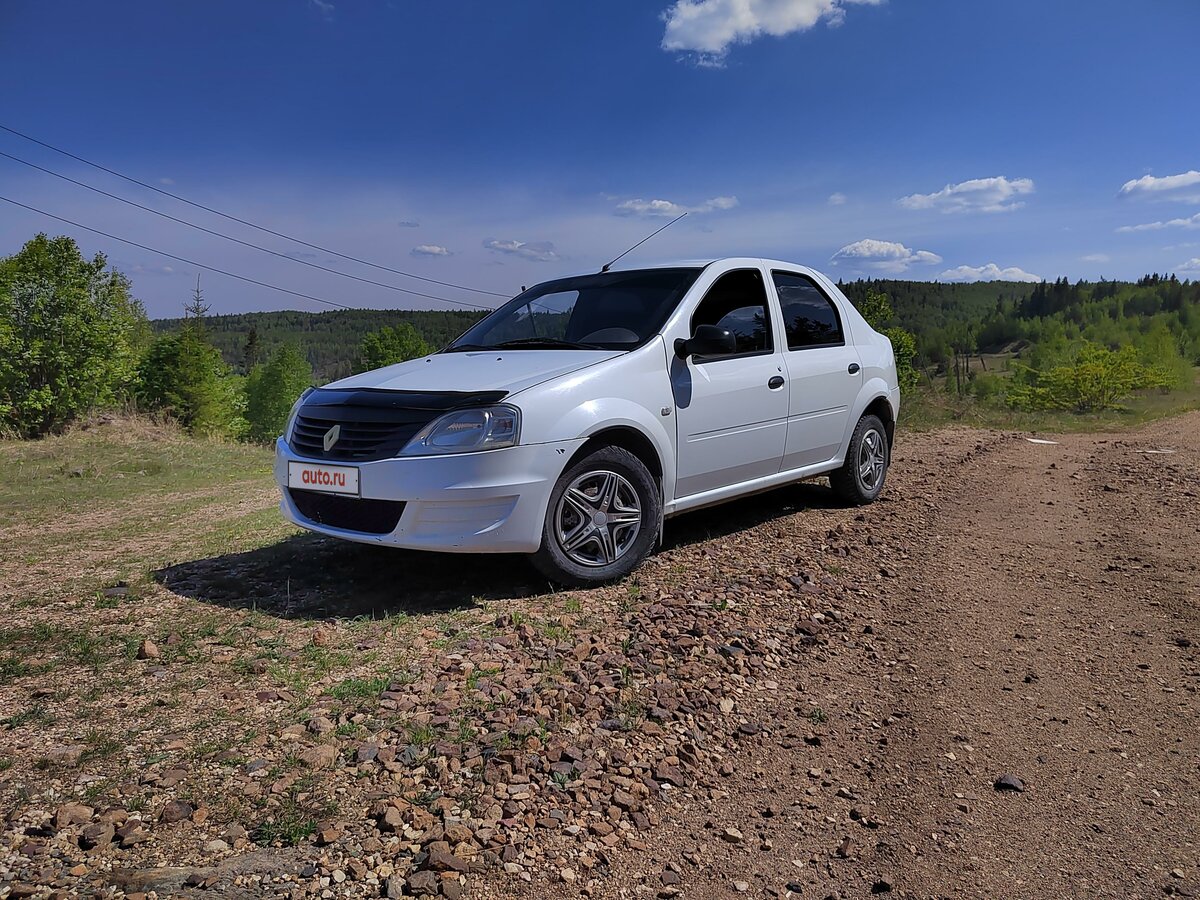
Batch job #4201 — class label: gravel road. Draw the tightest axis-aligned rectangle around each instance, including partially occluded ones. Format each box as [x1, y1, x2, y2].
[509, 413, 1200, 899]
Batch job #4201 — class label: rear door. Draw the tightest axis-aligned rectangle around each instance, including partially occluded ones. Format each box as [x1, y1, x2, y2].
[669, 266, 789, 498]
[770, 270, 862, 470]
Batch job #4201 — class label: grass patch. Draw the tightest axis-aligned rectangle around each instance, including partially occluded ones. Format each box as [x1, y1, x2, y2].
[901, 371, 1200, 434]
[0, 654, 33, 684]
[330, 675, 388, 702]
[407, 723, 437, 747]
[81, 729, 124, 763]
[1, 704, 55, 729]
[253, 800, 319, 847]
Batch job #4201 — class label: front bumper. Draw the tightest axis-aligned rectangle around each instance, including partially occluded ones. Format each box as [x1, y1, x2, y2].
[274, 438, 585, 553]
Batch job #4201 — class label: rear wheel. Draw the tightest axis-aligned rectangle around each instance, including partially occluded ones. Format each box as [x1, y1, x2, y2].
[831, 414, 889, 505]
[531, 446, 660, 586]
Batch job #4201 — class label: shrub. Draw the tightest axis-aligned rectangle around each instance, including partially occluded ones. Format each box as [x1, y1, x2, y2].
[1007, 341, 1171, 412]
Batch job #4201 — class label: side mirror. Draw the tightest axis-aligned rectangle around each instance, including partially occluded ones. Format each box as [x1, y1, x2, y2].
[674, 324, 736, 359]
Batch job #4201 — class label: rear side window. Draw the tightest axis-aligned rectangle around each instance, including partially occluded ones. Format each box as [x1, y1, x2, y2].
[690, 269, 772, 356]
[773, 271, 844, 350]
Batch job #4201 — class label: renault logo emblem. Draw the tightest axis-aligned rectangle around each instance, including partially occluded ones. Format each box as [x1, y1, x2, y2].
[323, 424, 341, 452]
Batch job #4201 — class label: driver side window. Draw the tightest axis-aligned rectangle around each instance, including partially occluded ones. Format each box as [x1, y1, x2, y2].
[690, 269, 772, 358]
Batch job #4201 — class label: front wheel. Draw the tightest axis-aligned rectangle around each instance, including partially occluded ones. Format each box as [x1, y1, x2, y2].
[530, 446, 661, 587]
[830, 414, 889, 505]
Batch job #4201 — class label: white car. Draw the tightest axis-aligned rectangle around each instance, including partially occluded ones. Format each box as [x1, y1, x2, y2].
[275, 258, 899, 585]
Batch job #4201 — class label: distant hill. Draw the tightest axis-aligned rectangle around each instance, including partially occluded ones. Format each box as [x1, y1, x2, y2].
[152, 275, 1198, 383]
[153, 308, 486, 381]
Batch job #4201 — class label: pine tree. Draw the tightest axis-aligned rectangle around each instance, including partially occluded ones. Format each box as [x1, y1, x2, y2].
[244, 326, 262, 372]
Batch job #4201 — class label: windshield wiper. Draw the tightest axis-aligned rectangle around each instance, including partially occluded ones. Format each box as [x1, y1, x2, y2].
[443, 343, 497, 353]
[492, 337, 600, 350]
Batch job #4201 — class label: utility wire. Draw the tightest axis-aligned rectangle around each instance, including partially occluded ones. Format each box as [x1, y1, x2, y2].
[0, 193, 452, 313]
[0, 149, 493, 311]
[0, 122, 509, 298]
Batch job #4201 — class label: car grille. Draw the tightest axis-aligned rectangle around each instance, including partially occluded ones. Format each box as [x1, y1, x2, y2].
[288, 387, 508, 462]
[291, 413, 420, 461]
[288, 489, 407, 535]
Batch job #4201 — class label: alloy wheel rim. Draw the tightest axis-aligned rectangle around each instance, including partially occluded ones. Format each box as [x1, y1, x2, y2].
[554, 470, 643, 567]
[858, 428, 886, 491]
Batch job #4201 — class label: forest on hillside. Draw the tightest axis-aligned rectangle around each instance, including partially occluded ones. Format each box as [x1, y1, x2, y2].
[838, 274, 1200, 371]
[155, 275, 1200, 384]
[153, 308, 486, 380]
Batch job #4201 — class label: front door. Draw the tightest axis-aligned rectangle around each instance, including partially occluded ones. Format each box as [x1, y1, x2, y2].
[670, 267, 789, 499]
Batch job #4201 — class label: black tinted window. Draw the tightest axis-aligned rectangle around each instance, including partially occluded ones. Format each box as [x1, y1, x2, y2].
[690, 269, 772, 356]
[773, 272, 844, 349]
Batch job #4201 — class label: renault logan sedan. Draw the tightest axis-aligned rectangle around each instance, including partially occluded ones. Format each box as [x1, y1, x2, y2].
[275, 258, 899, 585]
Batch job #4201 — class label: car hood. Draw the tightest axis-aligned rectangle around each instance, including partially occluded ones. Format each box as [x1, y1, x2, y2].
[323, 349, 623, 397]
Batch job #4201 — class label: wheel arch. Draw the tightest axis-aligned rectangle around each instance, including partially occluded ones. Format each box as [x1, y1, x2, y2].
[863, 394, 896, 448]
[565, 425, 664, 485]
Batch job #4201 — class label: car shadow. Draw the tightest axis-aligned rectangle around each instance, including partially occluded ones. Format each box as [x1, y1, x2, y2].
[154, 533, 545, 620]
[155, 480, 844, 619]
[662, 479, 842, 551]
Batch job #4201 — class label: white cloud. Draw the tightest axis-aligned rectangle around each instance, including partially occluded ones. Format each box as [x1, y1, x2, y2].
[1116, 212, 1200, 233]
[939, 263, 1042, 283]
[831, 239, 942, 274]
[827, 192, 847, 206]
[615, 195, 739, 217]
[1177, 258, 1200, 275]
[898, 176, 1035, 214]
[158, 177, 174, 186]
[483, 238, 561, 262]
[1081, 253, 1110, 263]
[411, 244, 451, 258]
[661, 0, 883, 65]
[309, 0, 334, 18]
[129, 263, 177, 276]
[1119, 170, 1200, 203]
[397, 220, 420, 228]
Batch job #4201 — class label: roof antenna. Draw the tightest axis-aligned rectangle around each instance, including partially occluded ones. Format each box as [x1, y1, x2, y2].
[600, 211, 687, 273]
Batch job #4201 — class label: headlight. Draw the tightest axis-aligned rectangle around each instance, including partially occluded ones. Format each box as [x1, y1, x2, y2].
[284, 387, 315, 442]
[400, 405, 520, 456]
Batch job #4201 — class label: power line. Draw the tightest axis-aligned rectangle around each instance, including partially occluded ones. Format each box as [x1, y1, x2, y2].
[1, 193, 458, 314]
[0, 148, 493, 310]
[0, 122, 509, 298]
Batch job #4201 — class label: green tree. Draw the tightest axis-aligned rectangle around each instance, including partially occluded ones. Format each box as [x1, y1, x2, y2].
[136, 285, 244, 436]
[136, 330, 243, 435]
[245, 344, 313, 442]
[853, 288, 920, 389]
[243, 325, 262, 372]
[359, 323, 430, 372]
[0, 234, 147, 436]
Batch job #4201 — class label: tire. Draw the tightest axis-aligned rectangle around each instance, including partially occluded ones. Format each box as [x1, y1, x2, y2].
[831, 414, 889, 505]
[531, 446, 661, 587]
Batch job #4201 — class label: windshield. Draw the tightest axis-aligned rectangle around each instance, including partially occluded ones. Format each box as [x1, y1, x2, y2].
[446, 267, 703, 352]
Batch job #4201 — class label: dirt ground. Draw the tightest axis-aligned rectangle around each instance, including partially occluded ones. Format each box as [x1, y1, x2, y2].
[2, 413, 1197, 899]
[495, 413, 1200, 900]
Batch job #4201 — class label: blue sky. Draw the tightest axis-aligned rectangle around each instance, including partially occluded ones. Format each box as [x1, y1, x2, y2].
[1, 0, 1198, 318]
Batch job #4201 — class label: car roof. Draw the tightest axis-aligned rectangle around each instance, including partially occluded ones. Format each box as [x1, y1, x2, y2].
[605, 257, 822, 273]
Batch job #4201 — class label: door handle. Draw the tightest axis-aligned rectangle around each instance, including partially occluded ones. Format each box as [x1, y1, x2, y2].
[767, 375, 785, 389]
[847, 363, 861, 375]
